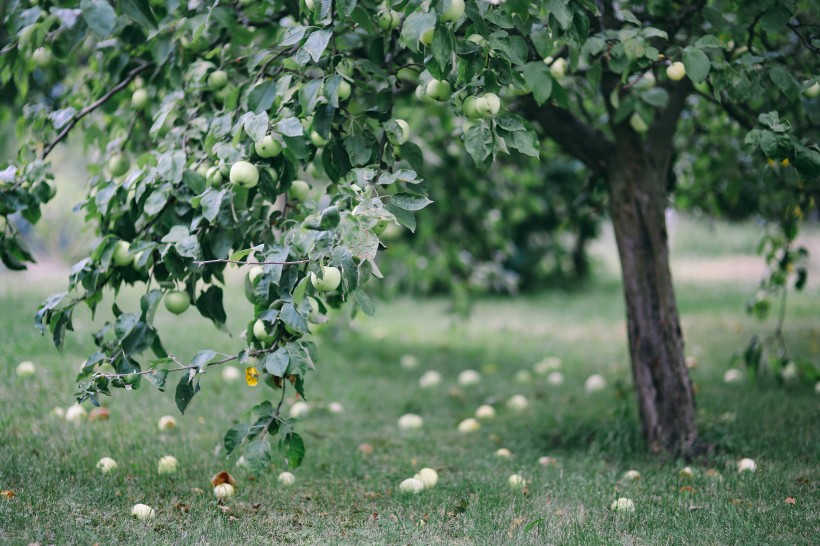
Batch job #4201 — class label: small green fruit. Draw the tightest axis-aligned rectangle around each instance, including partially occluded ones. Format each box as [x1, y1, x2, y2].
[462, 96, 481, 119]
[337, 60, 355, 77]
[32, 47, 52, 68]
[467, 34, 486, 47]
[112, 241, 133, 267]
[387, 119, 410, 146]
[310, 130, 329, 147]
[475, 93, 501, 116]
[230, 161, 259, 188]
[305, 0, 316, 11]
[803, 81, 819, 99]
[288, 180, 310, 202]
[108, 154, 130, 177]
[164, 291, 191, 314]
[396, 66, 419, 84]
[253, 319, 276, 343]
[550, 58, 567, 79]
[208, 70, 229, 90]
[206, 166, 223, 186]
[420, 28, 434, 47]
[629, 112, 649, 133]
[373, 220, 389, 236]
[132, 89, 149, 110]
[376, 9, 401, 31]
[441, 0, 465, 22]
[255, 135, 282, 158]
[337, 80, 351, 101]
[311, 266, 342, 292]
[426, 79, 452, 102]
[666, 61, 686, 81]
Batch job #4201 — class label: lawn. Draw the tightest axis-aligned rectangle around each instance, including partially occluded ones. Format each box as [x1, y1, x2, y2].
[1, 217, 819, 545]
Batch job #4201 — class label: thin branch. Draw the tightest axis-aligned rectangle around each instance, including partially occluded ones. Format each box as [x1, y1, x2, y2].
[97, 346, 277, 379]
[40, 62, 153, 160]
[194, 258, 309, 266]
[788, 22, 820, 54]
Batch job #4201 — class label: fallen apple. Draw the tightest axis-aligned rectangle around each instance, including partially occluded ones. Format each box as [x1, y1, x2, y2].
[16, 361, 36, 376]
[97, 457, 118, 473]
[158, 455, 178, 474]
[158, 415, 177, 431]
[278, 472, 296, 485]
[399, 477, 424, 494]
[131, 503, 155, 520]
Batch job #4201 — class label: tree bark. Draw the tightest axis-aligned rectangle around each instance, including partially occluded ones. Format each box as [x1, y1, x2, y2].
[607, 134, 697, 455]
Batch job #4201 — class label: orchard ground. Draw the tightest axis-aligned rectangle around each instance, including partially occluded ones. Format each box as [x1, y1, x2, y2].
[1, 216, 819, 545]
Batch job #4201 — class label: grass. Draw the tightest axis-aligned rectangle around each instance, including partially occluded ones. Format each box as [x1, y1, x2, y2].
[1, 219, 820, 545]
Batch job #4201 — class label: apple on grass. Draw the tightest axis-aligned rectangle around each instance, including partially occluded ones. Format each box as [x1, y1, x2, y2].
[164, 291, 190, 314]
[475, 405, 495, 420]
[278, 472, 296, 485]
[158, 415, 177, 431]
[16, 361, 36, 376]
[508, 474, 525, 489]
[310, 266, 341, 292]
[214, 483, 235, 499]
[399, 478, 424, 494]
[131, 504, 155, 520]
[398, 413, 423, 430]
[230, 161, 259, 188]
[419, 370, 442, 388]
[157, 455, 178, 474]
[97, 457, 118, 473]
[414, 467, 438, 488]
[610, 498, 635, 512]
[458, 418, 481, 433]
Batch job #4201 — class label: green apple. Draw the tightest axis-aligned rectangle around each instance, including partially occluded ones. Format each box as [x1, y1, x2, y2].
[440, 0, 465, 22]
[426, 79, 452, 102]
[336, 60, 355, 77]
[396, 66, 419, 84]
[288, 179, 310, 202]
[420, 28, 434, 46]
[462, 96, 481, 119]
[208, 69, 229, 90]
[377, 9, 401, 30]
[550, 58, 567, 79]
[373, 220, 389, 235]
[206, 166, 223, 186]
[32, 47, 52, 68]
[310, 266, 342, 292]
[112, 241, 133, 267]
[253, 318, 276, 343]
[475, 93, 501, 116]
[248, 265, 264, 284]
[467, 34, 486, 47]
[132, 88, 149, 110]
[230, 161, 259, 188]
[629, 112, 649, 133]
[387, 119, 410, 146]
[337, 80, 352, 101]
[802, 81, 819, 98]
[666, 61, 686, 81]
[164, 291, 190, 314]
[310, 130, 329, 147]
[255, 135, 282, 158]
[304, 0, 316, 11]
[108, 154, 130, 177]
[631, 71, 656, 91]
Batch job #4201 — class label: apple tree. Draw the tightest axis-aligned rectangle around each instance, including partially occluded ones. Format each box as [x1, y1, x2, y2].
[2, 0, 818, 461]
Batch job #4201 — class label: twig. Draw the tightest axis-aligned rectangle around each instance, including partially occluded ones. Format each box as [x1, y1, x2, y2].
[40, 62, 153, 160]
[97, 346, 277, 379]
[194, 258, 309, 266]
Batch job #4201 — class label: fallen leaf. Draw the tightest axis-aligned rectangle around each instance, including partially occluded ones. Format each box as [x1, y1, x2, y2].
[218, 505, 231, 513]
[507, 517, 526, 538]
[211, 471, 238, 488]
[0, 490, 15, 499]
[785, 497, 796, 505]
[679, 486, 695, 494]
[191, 487, 204, 495]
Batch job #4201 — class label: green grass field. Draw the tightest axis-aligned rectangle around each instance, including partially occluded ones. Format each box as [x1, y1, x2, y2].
[1, 217, 819, 545]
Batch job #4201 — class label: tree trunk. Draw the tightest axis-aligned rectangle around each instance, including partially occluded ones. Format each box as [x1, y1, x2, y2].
[607, 137, 697, 456]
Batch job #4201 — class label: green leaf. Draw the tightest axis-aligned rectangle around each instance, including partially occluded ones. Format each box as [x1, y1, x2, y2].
[143, 368, 168, 391]
[117, 0, 157, 30]
[521, 62, 553, 105]
[248, 80, 278, 113]
[353, 290, 375, 316]
[385, 203, 416, 232]
[464, 122, 494, 168]
[682, 46, 710, 83]
[280, 432, 305, 469]
[263, 348, 289, 377]
[546, 0, 573, 29]
[224, 423, 249, 455]
[431, 26, 453, 74]
[190, 350, 216, 370]
[81, 0, 117, 37]
[175, 373, 199, 414]
[195, 286, 227, 329]
[280, 302, 308, 333]
[641, 87, 669, 108]
[401, 11, 436, 53]
[390, 192, 433, 211]
[243, 439, 271, 472]
[302, 29, 333, 63]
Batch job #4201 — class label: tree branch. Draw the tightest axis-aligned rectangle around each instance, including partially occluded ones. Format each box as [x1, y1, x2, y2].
[40, 62, 153, 160]
[518, 96, 614, 175]
[194, 258, 309, 266]
[646, 79, 692, 173]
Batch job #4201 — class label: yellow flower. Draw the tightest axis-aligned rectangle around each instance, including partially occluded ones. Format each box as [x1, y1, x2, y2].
[245, 366, 259, 387]
[781, 158, 790, 167]
[767, 158, 775, 166]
